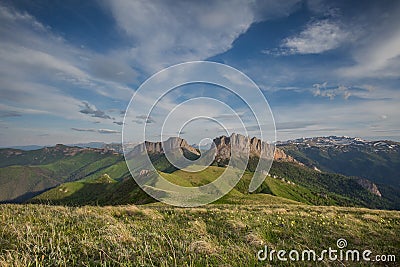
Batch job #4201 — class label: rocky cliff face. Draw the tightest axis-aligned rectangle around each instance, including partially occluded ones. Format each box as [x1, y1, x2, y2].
[273, 147, 298, 163]
[212, 133, 299, 164]
[213, 133, 268, 157]
[130, 133, 300, 165]
[131, 137, 200, 156]
[356, 178, 382, 197]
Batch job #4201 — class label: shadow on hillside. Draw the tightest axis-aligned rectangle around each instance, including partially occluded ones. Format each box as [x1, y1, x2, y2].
[28, 177, 156, 207]
[0, 188, 55, 204]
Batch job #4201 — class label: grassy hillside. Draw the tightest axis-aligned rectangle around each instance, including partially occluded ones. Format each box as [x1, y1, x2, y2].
[30, 174, 154, 206]
[0, 166, 58, 202]
[0, 146, 69, 167]
[31, 163, 398, 209]
[0, 203, 398, 266]
[0, 147, 125, 203]
[30, 166, 298, 206]
[270, 162, 396, 209]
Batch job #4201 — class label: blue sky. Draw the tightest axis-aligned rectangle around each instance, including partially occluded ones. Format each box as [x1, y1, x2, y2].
[0, 0, 399, 146]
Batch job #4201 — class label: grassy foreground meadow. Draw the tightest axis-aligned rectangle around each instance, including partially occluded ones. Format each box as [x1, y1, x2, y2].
[1, 201, 399, 266]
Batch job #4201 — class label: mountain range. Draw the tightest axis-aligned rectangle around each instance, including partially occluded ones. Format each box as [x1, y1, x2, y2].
[0, 134, 399, 209]
[277, 136, 400, 187]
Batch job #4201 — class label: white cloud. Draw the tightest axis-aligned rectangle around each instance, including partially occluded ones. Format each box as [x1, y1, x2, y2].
[281, 19, 349, 54]
[0, 80, 86, 120]
[88, 54, 137, 84]
[306, 0, 338, 16]
[104, 0, 251, 72]
[98, 129, 120, 134]
[312, 82, 352, 100]
[103, 0, 301, 72]
[0, 3, 135, 107]
[71, 128, 96, 132]
[338, 30, 400, 78]
[311, 83, 378, 101]
[0, 103, 48, 116]
[336, 2, 400, 78]
[317, 86, 347, 100]
[79, 101, 112, 119]
[71, 128, 120, 134]
[0, 43, 89, 80]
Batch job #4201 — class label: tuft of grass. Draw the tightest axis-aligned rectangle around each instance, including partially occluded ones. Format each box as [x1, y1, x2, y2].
[189, 240, 218, 255]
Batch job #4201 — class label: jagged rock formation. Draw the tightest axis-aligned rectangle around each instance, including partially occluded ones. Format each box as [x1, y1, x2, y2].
[213, 133, 269, 158]
[131, 137, 200, 156]
[129, 133, 301, 166]
[212, 133, 300, 164]
[356, 178, 382, 197]
[273, 147, 299, 163]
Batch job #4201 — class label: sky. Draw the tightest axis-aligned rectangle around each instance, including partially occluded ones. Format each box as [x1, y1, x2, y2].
[0, 0, 399, 146]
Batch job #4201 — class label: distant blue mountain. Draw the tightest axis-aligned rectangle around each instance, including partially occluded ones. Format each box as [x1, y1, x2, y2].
[4, 145, 44, 151]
